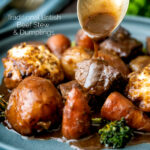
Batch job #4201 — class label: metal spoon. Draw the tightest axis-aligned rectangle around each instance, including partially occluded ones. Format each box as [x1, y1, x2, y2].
[77, 0, 129, 40]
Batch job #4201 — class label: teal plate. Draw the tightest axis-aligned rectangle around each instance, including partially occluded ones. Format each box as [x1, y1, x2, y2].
[0, 14, 150, 150]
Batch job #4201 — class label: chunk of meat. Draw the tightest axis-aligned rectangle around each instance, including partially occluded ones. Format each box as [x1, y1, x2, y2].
[58, 81, 100, 113]
[147, 37, 150, 55]
[98, 50, 130, 77]
[76, 29, 94, 50]
[100, 27, 143, 63]
[47, 34, 71, 59]
[58, 80, 82, 100]
[129, 56, 150, 72]
[5, 76, 63, 135]
[62, 88, 91, 139]
[126, 64, 150, 112]
[75, 59, 127, 96]
[2, 42, 64, 89]
[101, 92, 150, 132]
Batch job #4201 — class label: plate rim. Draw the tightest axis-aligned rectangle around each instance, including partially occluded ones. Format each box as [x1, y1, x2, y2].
[1, 13, 150, 150]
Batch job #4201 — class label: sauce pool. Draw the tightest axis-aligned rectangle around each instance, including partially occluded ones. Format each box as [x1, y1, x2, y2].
[1, 80, 150, 149]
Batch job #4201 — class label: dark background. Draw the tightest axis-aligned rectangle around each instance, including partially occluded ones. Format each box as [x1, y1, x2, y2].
[60, 0, 77, 14]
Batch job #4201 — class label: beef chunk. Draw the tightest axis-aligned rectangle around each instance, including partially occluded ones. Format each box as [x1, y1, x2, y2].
[98, 50, 130, 77]
[58, 80, 82, 100]
[129, 56, 150, 72]
[147, 37, 150, 54]
[75, 59, 127, 96]
[100, 27, 143, 63]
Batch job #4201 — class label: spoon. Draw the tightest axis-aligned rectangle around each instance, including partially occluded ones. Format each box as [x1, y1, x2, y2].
[77, 0, 129, 40]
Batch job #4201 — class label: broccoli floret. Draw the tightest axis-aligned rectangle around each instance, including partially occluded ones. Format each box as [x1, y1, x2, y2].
[98, 118, 134, 149]
[0, 95, 7, 121]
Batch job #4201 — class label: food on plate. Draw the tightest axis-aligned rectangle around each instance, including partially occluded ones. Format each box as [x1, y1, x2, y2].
[75, 29, 94, 49]
[47, 34, 71, 59]
[101, 92, 150, 132]
[0, 95, 7, 121]
[147, 37, 150, 54]
[126, 64, 150, 112]
[1, 25, 150, 149]
[2, 42, 64, 89]
[5, 76, 63, 135]
[62, 88, 91, 139]
[75, 59, 127, 96]
[129, 55, 150, 72]
[98, 50, 130, 77]
[61, 46, 93, 80]
[100, 27, 143, 63]
[99, 118, 133, 149]
[58, 80, 82, 100]
[16, 41, 46, 47]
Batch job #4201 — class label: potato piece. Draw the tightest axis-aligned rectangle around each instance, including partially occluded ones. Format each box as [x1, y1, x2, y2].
[62, 88, 91, 139]
[129, 56, 150, 72]
[61, 47, 93, 80]
[5, 76, 63, 135]
[47, 34, 71, 59]
[101, 92, 150, 132]
[76, 29, 94, 50]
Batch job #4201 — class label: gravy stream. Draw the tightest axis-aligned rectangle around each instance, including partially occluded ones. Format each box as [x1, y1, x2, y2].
[83, 13, 116, 60]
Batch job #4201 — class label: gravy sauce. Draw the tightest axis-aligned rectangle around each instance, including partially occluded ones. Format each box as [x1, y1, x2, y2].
[1, 80, 150, 149]
[83, 13, 116, 40]
[0, 79, 11, 101]
[32, 129, 150, 150]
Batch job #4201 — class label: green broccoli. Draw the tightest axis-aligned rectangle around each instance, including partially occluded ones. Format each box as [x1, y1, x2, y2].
[98, 118, 134, 149]
[0, 95, 7, 121]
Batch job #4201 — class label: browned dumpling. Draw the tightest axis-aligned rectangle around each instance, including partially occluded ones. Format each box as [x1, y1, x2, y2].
[2, 42, 64, 89]
[126, 64, 150, 112]
[61, 46, 93, 80]
[5, 76, 63, 135]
